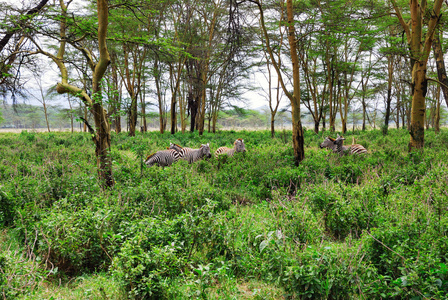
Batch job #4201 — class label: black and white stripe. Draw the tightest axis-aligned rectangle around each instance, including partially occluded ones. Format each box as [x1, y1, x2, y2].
[170, 143, 211, 164]
[215, 138, 246, 158]
[320, 135, 367, 156]
[145, 149, 180, 167]
[334, 135, 367, 156]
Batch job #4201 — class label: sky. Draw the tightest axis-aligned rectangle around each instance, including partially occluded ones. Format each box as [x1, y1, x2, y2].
[1, 0, 289, 112]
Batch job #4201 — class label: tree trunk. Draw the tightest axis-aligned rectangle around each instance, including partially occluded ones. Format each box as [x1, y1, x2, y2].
[432, 29, 448, 108]
[129, 96, 137, 136]
[154, 59, 165, 134]
[286, 0, 304, 164]
[140, 83, 147, 132]
[253, 0, 304, 164]
[408, 61, 427, 150]
[383, 55, 394, 135]
[198, 70, 207, 136]
[391, 0, 444, 152]
[84, 105, 88, 132]
[435, 85, 440, 134]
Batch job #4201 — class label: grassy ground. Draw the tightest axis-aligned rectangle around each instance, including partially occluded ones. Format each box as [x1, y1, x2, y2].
[1, 128, 448, 299]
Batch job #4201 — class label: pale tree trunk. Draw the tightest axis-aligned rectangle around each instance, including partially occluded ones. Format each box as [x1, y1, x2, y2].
[253, 0, 304, 164]
[287, 0, 304, 164]
[396, 88, 401, 129]
[391, 0, 444, 151]
[169, 57, 187, 134]
[361, 77, 367, 131]
[198, 65, 208, 136]
[435, 85, 441, 134]
[326, 49, 336, 132]
[432, 28, 448, 107]
[110, 52, 121, 133]
[154, 58, 165, 134]
[140, 83, 147, 132]
[179, 84, 187, 133]
[41, 0, 113, 188]
[121, 44, 144, 137]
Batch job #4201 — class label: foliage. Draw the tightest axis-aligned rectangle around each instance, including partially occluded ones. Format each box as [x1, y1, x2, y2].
[0, 129, 448, 298]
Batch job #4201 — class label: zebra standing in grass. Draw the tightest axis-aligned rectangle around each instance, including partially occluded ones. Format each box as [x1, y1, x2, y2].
[320, 135, 367, 155]
[145, 149, 180, 167]
[168, 142, 193, 153]
[170, 143, 212, 163]
[214, 138, 246, 158]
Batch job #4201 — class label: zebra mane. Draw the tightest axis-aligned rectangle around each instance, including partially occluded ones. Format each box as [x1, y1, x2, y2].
[328, 136, 335, 142]
[171, 143, 183, 148]
[146, 153, 156, 160]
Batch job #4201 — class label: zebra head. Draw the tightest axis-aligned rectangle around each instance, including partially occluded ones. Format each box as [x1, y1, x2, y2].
[334, 135, 346, 155]
[169, 142, 183, 152]
[320, 136, 336, 149]
[335, 134, 345, 145]
[200, 143, 212, 158]
[234, 138, 246, 153]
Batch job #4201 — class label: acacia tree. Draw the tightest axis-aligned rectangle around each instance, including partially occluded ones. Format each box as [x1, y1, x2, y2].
[390, 0, 444, 151]
[249, 0, 304, 164]
[0, 0, 49, 96]
[31, 0, 113, 187]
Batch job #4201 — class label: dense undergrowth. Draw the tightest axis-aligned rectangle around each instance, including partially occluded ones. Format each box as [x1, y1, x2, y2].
[1, 128, 448, 299]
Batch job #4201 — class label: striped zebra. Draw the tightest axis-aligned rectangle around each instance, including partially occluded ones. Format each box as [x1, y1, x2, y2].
[170, 143, 211, 163]
[320, 135, 367, 155]
[145, 149, 180, 167]
[168, 142, 193, 153]
[215, 138, 246, 158]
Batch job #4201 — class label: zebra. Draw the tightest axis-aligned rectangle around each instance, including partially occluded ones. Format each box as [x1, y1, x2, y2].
[170, 143, 212, 163]
[215, 138, 246, 158]
[320, 135, 367, 156]
[145, 149, 180, 167]
[168, 142, 193, 154]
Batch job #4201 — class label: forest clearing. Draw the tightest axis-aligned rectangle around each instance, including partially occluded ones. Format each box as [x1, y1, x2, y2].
[1, 129, 448, 299]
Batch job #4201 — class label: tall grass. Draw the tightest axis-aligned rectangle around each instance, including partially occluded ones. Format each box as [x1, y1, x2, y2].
[1, 129, 447, 299]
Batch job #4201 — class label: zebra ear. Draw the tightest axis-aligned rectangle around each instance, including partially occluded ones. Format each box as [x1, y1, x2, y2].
[207, 143, 209, 146]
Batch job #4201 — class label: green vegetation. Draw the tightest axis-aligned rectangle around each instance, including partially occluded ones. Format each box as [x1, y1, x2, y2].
[1, 129, 448, 299]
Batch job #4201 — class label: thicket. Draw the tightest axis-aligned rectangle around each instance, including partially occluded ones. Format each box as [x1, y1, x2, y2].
[1, 129, 448, 299]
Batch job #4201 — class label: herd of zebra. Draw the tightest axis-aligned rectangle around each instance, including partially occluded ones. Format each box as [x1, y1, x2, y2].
[145, 138, 247, 167]
[144, 135, 366, 168]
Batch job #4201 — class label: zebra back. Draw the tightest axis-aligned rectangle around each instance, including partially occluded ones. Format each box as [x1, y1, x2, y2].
[214, 146, 233, 158]
[182, 143, 211, 163]
[334, 135, 367, 156]
[145, 149, 180, 167]
[215, 138, 246, 158]
[169, 143, 193, 158]
[349, 144, 367, 155]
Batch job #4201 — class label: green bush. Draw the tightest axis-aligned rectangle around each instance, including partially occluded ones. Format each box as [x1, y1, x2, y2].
[0, 189, 15, 227]
[1, 129, 448, 298]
